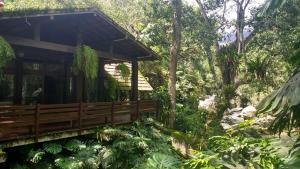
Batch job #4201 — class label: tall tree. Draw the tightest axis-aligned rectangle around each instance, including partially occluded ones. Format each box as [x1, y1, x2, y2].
[195, 0, 218, 82]
[168, 0, 182, 128]
[235, 0, 251, 55]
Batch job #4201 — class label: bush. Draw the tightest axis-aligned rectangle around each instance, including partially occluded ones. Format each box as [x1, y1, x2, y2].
[185, 127, 283, 169]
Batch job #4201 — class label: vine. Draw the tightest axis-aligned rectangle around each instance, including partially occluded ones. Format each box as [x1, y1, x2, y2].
[116, 63, 130, 81]
[73, 45, 98, 80]
[0, 36, 15, 78]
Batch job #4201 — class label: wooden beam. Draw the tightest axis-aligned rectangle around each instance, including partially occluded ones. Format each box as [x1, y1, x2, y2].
[33, 23, 41, 41]
[63, 61, 71, 103]
[13, 56, 23, 104]
[97, 58, 105, 101]
[130, 58, 138, 101]
[2, 35, 130, 61]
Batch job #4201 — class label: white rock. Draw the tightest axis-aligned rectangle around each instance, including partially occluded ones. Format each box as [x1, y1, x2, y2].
[241, 106, 257, 119]
[198, 95, 216, 109]
[221, 123, 232, 130]
[229, 107, 243, 114]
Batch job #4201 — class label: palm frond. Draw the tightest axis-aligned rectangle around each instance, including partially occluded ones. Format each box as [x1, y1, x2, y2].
[257, 72, 300, 134]
[261, 0, 288, 15]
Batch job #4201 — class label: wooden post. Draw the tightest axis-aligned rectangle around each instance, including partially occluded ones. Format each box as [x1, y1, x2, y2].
[136, 100, 140, 120]
[75, 32, 83, 102]
[34, 23, 41, 41]
[78, 102, 82, 134]
[63, 61, 70, 103]
[111, 101, 114, 125]
[41, 62, 46, 104]
[35, 104, 40, 142]
[130, 58, 138, 101]
[13, 56, 23, 104]
[97, 58, 105, 101]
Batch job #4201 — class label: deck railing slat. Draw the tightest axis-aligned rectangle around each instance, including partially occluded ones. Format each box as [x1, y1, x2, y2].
[0, 100, 158, 142]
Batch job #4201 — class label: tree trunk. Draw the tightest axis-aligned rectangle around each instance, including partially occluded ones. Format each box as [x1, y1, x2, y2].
[236, 0, 245, 55]
[168, 0, 182, 128]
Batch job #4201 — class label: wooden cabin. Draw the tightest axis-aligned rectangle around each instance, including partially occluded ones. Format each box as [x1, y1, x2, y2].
[0, 8, 159, 147]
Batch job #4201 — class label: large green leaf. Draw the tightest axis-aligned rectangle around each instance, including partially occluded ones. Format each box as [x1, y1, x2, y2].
[257, 72, 300, 134]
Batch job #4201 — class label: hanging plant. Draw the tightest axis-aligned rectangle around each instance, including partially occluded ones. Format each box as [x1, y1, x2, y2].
[73, 45, 98, 80]
[105, 73, 120, 101]
[0, 36, 15, 77]
[116, 63, 130, 81]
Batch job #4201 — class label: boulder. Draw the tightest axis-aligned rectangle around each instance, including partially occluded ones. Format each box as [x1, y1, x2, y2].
[198, 95, 216, 109]
[253, 115, 275, 128]
[221, 106, 256, 130]
[241, 106, 256, 119]
[229, 107, 243, 114]
[221, 123, 232, 130]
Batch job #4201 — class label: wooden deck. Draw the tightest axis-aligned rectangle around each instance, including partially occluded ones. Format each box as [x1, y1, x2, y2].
[0, 100, 158, 145]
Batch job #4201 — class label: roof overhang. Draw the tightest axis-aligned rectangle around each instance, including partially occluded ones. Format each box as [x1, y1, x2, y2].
[0, 8, 159, 61]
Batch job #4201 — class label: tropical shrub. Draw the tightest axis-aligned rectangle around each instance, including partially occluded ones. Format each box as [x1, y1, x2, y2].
[8, 119, 181, 169]
[97, 119, 181, 169]
[185, 123, 283, 169]
[257, 72, 300, 135]
[10, 138, 101, 169]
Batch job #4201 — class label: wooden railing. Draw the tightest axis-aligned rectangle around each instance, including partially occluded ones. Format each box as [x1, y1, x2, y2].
[0, 100, 158, 142]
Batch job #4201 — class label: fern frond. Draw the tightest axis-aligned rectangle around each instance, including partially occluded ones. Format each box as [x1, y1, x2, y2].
[27, 149, 45, 164]
[43, 142, 63, 155]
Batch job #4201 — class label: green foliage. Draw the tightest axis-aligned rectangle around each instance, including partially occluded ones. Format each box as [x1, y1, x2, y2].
[73, 45, 98, 80]
[185, 122, 283, 169]
[283, 138, 300, 169]
[0, 36, 15, 77]
[11, 139, 101, 169]
[9, 119, 181, 169]
[258, 72, 300, 135]
[185, 150, 221, 169]
[144, 153, 180, 169]
[96, 119, 181, 169]
[27, 149, 45, 164]
[176, 106, 210, 137]
[151, 85, 170, 123]
[104, 73, 120, 101]
[261, 0, 288, 15]
[116, 63, 130, 81]
[64, 139, 85, 152]
[43, 142, 63, 155]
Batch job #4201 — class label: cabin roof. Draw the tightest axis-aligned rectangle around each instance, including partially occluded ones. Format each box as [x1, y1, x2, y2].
[105, 63, 153, 91]
[0, 8, 158, 61]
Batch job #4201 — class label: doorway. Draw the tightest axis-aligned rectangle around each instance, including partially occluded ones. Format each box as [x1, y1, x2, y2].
[44, 75, 63, 104]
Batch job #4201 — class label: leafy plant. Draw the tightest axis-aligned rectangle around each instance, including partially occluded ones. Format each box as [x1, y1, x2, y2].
[144, 153, 180, 169]
[73, 45, 98, 80]
[96, 119, 181, 169]
[257, 72, 300, 135]
[185, 150, 221, 169]
[207, 133, 283, 168]
[116, 63, 130, 81]
[0, 36, 15, 77]
[43, 142, 63, 155]
[283, 138, 300, 169]
[10, 139, 102, 169]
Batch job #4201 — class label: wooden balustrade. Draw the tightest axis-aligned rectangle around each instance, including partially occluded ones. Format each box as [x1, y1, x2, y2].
[0, 100, 158, 142]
